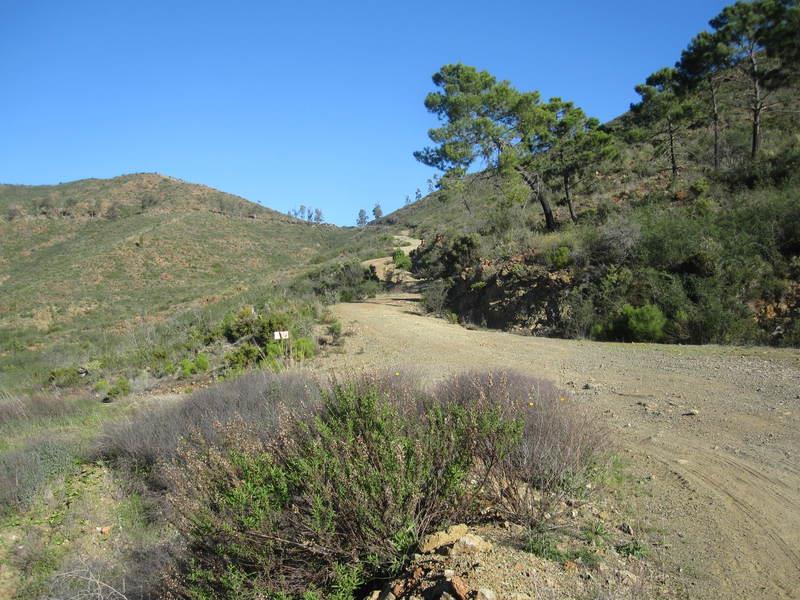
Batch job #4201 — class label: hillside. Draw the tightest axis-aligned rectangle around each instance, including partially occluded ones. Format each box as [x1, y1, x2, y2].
[0, 174, 392, 390]
[0, 173, 283, 220]
[378, 60, 800, 347]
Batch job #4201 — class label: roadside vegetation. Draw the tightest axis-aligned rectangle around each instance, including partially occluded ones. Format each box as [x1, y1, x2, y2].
[0, 370, 611, 599]
[3, 369, 602, 599]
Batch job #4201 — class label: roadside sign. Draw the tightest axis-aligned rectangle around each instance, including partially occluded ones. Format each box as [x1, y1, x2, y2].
[273, 330, 290, 340]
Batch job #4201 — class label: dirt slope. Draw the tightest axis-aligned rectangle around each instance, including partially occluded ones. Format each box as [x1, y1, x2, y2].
[321, 290, 800, 600]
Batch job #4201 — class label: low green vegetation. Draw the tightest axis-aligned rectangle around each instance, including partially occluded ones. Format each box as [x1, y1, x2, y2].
[1, 370, 607, 598]
[89, 369, 606, 599]
[411, 179, 799, 345]
[0, 392, 109, 516]
[392, 248, 412, 271]
[301, 259, 382, 303]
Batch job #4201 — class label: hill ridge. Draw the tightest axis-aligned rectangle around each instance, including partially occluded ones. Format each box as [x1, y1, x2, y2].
[0, 172, 293, 222]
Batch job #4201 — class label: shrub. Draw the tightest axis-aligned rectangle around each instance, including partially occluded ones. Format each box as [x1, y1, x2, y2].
[420, 279, 450, 315]
[194, 353, 210, 372]
[689, 177, 710, 199]
[221, 306, 293, 346]
[99, 370, 606, 597]
[96, 371, 321, 489]
[607, 303, 667, 342]
[166, 373, 520, 598]
[434, 371, 607, 526]
[0, 435, 80, 514]
[547, 245, 572, 270]
[178, 353, 210, 379]
[579, 218, 641, 266]
[616, 539, 649, 558]
[293, 336, 316, 360]
[221, 305, 261, 341]
[179, 358, 195, 379]
[306, 260, 381, 304]
[48, 366, 81, 388]
[444, 311, 460, 324]
[392, 249, 412, 271]
[265, 341, 285, 359]
[327, 320, 343, 339]
[224, 343, 261, 372]
[410, 234, 480, 280]
[107, 377, 132, 399]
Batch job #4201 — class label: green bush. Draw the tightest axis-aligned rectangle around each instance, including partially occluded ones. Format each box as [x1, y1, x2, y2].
[224, 343, 261, 372]
[167, 374, 524, 599]
[265, 341, 285, 359]
[392, 249, 412, 271]
[194, 353, 210, 373]
[153, 370, 606, 599]
[221, 305, 260, 342]
[410, 234, 480, 280]
[48, 366, 81, 388]
[221, 306, 293, 346]
[598, 303, 667, 342]
[293, 337, 316, 360]
[179, 353, 210, 378]
[327, 320, 343, 338]
[163, 361, 176, 376]
[108, 377, 132, 399]
[305, 260, 381, 304]
[547, 245, 572, 270]
[179, 358, 195, 379]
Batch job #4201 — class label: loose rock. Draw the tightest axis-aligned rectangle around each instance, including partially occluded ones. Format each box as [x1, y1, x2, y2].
[476, 589, 496, 600]
[419, 524, 470, 553]
[449, 576, 469, 600]
[450, 533, 493, 555]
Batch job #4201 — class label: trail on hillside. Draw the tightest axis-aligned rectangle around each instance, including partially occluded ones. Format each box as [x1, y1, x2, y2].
[360, 232, 422, 281]
[320, 287, 800, 600]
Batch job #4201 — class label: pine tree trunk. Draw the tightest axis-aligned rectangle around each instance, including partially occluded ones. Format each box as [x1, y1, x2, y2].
[752, 100, 762, 159]
[668, 120, 678, 179]
[539, 193, 556, 231]
[564, 172, 577, 223]
[516, 166, 557, 231]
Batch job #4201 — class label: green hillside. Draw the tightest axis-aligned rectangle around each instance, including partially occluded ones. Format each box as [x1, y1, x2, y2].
[383, 45, 800, 346]
[0, 173, 282, 219]
[0, 174, 392, 390]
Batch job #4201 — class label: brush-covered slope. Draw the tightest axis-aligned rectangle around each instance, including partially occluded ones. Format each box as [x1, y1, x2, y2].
[379, 69, 800, 346]
[0, 174, 390, 388]
[0, 173, 283, 220]
[380, 65, 800, 240]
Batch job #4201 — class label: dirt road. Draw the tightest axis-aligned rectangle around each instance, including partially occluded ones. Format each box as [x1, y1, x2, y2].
[321, 289, 800, 599]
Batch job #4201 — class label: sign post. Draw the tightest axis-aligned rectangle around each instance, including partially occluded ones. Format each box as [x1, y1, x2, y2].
[273, 331, 291, 364]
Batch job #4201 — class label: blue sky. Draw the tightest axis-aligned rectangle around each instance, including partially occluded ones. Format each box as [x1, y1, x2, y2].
[1, 0, 730, 225]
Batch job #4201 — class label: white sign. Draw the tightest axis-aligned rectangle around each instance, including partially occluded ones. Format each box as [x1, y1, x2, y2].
[273, 330, 290, 340]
